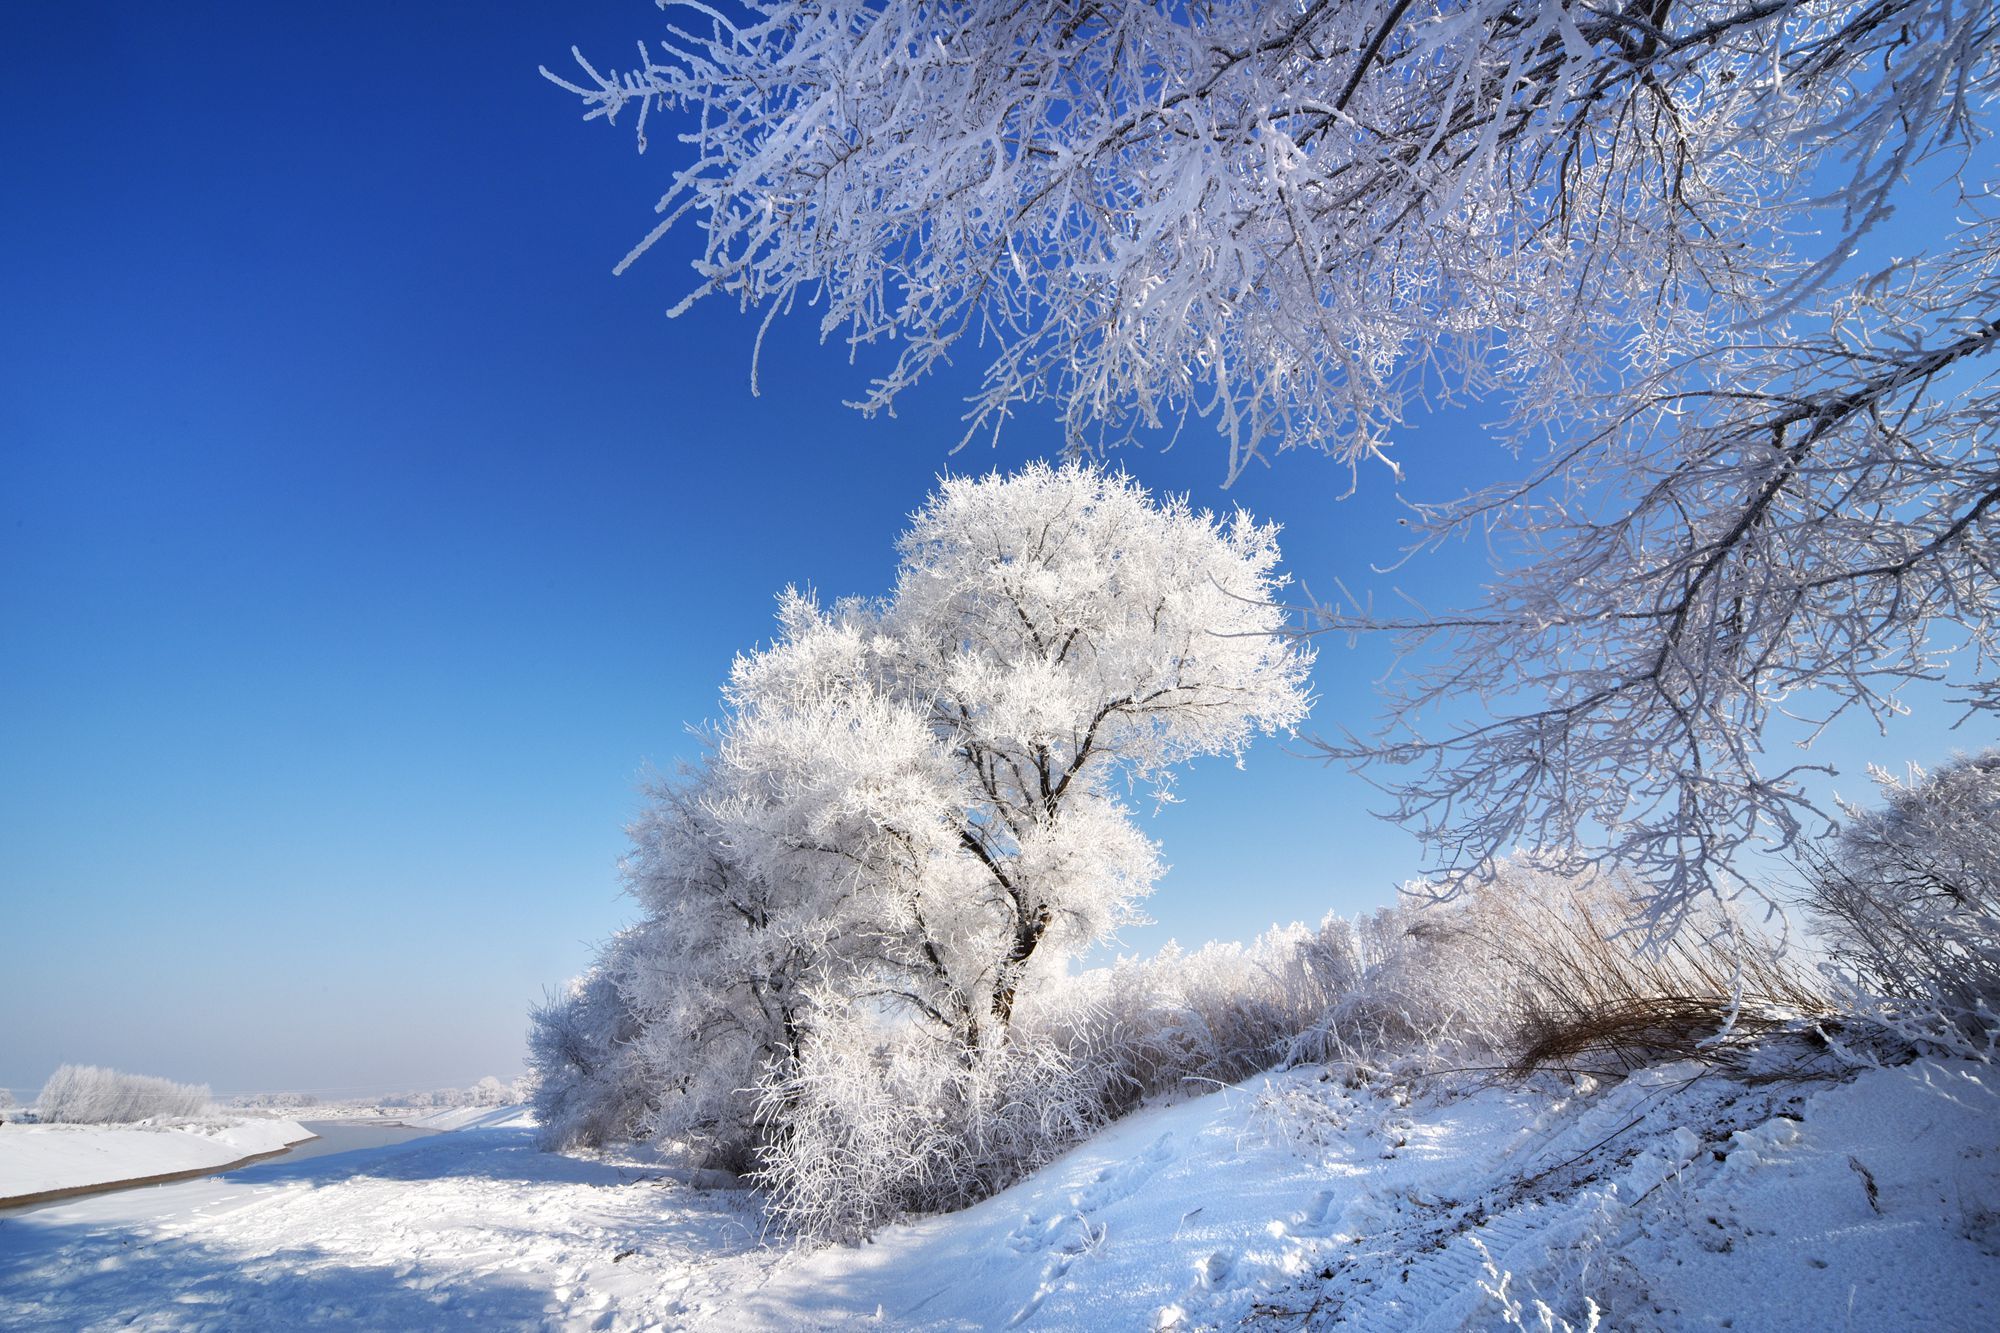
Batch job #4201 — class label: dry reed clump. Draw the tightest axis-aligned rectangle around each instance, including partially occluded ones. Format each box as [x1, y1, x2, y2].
[1258, 863, 1831, 1086]
[1479, 873, 1831, 1079]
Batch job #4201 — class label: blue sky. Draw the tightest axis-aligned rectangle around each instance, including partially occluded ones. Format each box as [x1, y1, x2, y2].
[1, 4, 1975, 1097]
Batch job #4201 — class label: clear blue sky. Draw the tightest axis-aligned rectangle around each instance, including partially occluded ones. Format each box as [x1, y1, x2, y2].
[1, 4, 1972, 1098]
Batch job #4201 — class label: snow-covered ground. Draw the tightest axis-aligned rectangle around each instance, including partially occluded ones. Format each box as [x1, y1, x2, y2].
[0, 1117, 313, 1206]
[2, 1064, 1995, 1330]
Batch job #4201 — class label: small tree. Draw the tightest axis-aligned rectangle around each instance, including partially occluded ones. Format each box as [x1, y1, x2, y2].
[616, 772, 841, 1168]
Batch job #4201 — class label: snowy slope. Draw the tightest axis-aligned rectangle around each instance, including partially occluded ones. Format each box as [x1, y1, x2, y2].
[1, 1063, 1995, 1330]
[0, 1117, 313, 1204]
[700, 1059, 2000, 1330]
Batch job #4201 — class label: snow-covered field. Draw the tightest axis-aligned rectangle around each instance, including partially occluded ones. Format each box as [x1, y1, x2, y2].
[0, 1117, 313, 1206]
[2, 1062, 1995, 1330]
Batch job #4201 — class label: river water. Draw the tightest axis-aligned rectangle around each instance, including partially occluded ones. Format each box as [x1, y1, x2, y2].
[276, 1119, 440, 1163]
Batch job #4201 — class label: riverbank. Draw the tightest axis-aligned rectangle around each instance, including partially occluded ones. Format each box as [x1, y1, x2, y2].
[0, 1116, 313, 1208]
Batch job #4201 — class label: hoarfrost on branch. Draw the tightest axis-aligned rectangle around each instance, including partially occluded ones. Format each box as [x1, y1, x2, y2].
[549, 1, 1999, 919]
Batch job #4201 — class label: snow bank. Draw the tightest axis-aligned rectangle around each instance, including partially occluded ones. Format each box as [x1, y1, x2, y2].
[0, 1116, 313, 1205]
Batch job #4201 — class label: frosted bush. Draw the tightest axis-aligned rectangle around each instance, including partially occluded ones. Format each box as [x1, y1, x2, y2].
[1029, 917, 1362, 1113]
[1800, 752, 2000, 1057]
[36, 1064, 210, 1124]
[755, 918, 1370, 1240]
[526, 947, 654, 1150]
[376, 1078, 523, 1112]
[231, 1091, 321, 1110]
[1324, 903, 1504, 1070]
[755, 1014, 1105, 1242]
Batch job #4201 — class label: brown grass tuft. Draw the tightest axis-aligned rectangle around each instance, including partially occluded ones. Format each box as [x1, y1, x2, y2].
[1484, 875, 1830, 1079]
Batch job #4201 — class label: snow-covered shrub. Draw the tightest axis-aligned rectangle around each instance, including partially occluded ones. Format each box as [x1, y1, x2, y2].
[1800, 752, 2000, 1055]
[754, 1015, 1105, 1242]
[747, 861, 1817, 1242]
[742, 857, 1817, 1241]
[1030, 918, 1362, 1114]
[751, 913, 1366, 1239]
[1303, 896, 1512, 1071]
[1264, 883, 1548, 1078]
[378, 1078, 523, 1112]
[526, 948, 653, 1150]
[755, 918, 1360, 1241]
[36, 1064, 210, 1123]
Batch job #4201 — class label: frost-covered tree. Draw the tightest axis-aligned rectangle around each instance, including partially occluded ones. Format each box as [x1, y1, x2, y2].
[1312, 237, 2000, 920]
[562, 463, 1310, 1196]
[865, 462, 1313, 1033]
[773, 465, 1303, 1037]
[549, 0, 1986, 470]
[549, 0, 1999, 921]
[469, 1076, 513, 1107]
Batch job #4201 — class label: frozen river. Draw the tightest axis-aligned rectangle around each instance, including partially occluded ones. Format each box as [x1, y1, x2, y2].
[266, 1119, 440, 1165]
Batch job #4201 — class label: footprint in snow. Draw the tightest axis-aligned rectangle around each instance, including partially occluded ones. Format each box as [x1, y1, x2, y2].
[1287, 1188, 1339, 1239]
[1072, 1133, 1176, 1212]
